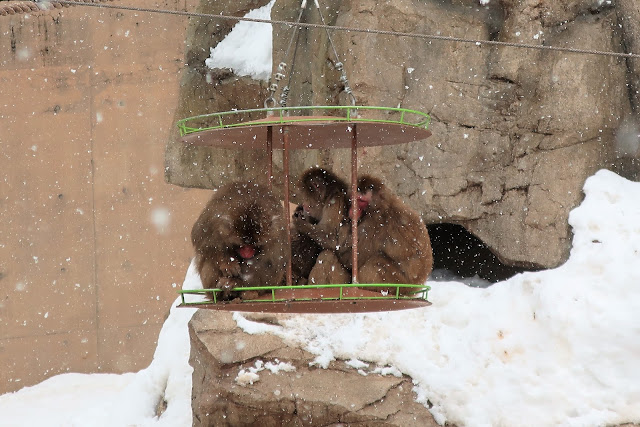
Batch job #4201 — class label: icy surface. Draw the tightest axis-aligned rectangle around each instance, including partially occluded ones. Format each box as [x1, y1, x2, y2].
[1, 169, 639, 427]
[205, 1, 275, 80]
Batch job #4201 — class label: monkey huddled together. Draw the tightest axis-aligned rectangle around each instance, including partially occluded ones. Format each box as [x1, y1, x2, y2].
[191, 169, 434, 300]
[191, 182, 287, 300]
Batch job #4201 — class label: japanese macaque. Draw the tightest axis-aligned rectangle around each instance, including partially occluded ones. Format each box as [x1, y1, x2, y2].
[290, 229, 322, 286]
[191, 182, 287, 300]
[291, 168, 351, 285]
[337, 175, 433, 295]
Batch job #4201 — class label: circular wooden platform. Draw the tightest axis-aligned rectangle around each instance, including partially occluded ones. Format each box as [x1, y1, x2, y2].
[181, 117, 432, 149]
[178, 286, 431, 314]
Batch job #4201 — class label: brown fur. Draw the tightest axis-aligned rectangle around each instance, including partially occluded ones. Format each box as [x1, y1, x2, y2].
[308, 249, 350, 285]
[291, 168, 351, 284]
[337, 175, 434, 294]
[290, 228, 322, 285]
[191, 182, 287, 300]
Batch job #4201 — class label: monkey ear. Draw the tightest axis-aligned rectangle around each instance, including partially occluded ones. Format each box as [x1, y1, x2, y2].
[270, 214, 284, 232]
[218, 214, 233, 233]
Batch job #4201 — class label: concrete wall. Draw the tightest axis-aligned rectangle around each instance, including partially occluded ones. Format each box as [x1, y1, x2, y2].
[0, 1, 210, 394]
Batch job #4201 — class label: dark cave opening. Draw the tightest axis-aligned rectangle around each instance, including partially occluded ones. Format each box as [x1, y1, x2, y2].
[427, 223, 539, 286]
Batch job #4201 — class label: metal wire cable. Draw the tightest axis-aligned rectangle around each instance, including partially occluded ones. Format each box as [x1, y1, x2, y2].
[313, 0, 356, 105]
[283, 1, 306, 64]
[10, 0, 640, 60]
[0, 0, 113, 16]
[0, 1, 39, 16]
[313, 0, 342, 68]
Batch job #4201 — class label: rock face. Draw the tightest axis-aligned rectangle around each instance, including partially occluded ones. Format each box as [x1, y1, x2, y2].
[189, 309, 440, 427]
[165, 0, 639, 268]
[164, 0, 272, 189]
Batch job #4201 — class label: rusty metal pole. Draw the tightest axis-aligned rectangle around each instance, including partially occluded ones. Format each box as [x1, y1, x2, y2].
[283, 126, 293, 287]
[266, 126, 273, 189]
[350, 124, 359, 284]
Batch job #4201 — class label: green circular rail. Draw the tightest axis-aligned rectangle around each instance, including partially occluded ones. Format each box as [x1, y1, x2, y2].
[176, 105, 431, 137]
[178, 283, 431, 314]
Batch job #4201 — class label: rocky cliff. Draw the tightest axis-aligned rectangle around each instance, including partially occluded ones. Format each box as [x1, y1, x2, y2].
[165, 0, 639, 271]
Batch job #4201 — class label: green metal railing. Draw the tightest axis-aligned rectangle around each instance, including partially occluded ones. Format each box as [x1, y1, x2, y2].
[179, 283, 430, 306]
[176, 106, 431, 137]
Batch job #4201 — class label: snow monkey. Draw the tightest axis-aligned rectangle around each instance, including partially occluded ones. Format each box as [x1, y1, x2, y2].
[337, 175, 434, 295]
[291, 167, 351, 285]
[191, 182, 287, 300]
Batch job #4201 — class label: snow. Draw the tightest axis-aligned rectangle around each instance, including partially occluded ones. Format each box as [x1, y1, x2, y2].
[264, 360, 296, 374]
[233, 169, 640, 426]
[205, 0, 276, 81]
[150, 206, 171, 234]
[1, 169, 640, 427]
[345, 358, 370, 369]
[235, 359, 296, 386]
[235, 369, 261, 386]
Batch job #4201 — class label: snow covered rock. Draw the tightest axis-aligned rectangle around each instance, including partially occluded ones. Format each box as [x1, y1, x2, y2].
[189, 310, 439, 427]
[164, 0, 271, 189]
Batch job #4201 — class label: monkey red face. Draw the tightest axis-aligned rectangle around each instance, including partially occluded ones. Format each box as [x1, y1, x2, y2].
[350, 191, 372, 220]
[357, 194, 370, 211]
[237, 245, 256, 259]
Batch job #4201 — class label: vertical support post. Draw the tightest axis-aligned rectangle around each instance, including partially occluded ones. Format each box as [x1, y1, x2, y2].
[266, 126, 273, 189]
[350, 124, 359, 284]
[283, 126, 293, 287]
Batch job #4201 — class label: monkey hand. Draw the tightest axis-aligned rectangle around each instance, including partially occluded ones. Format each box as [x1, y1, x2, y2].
[293, 205, 306, 220]
[216, 277, 241, 291]
[220, 257, 242, 278]
[293, 212, 315, 234]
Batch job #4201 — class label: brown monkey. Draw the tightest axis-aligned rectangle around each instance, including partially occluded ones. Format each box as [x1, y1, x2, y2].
[336, 175, 433, 295]
[191, 182, 287, 300]
[291, 168, 351, 285]
[290, 225, 322, 286]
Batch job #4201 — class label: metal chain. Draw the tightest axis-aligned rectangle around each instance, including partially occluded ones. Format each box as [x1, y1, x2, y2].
[8, 0, 640, 61]
[313, 0, 356, 106]
[265, 0, 307, 109]
[280, 22, 302, 109]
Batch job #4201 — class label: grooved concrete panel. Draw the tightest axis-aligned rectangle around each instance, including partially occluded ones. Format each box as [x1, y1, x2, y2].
[0, 0, 209, 394]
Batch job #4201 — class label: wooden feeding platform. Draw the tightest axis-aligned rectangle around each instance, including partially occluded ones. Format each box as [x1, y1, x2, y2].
[179, 284, 431, 314]
[178, 106, 431, 150]
[177, 105, 433, 313]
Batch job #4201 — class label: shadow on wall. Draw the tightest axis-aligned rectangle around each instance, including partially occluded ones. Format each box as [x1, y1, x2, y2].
[427, 223, 541, 286]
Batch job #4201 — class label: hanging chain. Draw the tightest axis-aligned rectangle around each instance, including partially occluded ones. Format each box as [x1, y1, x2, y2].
[313, 0, 356, 107]
[264, 0, 307, 110]
[280, 25, 301, 108]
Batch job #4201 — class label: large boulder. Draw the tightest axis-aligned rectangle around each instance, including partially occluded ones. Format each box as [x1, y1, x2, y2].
[164, 0, 272, 189]
[189, 309, 440, 427]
